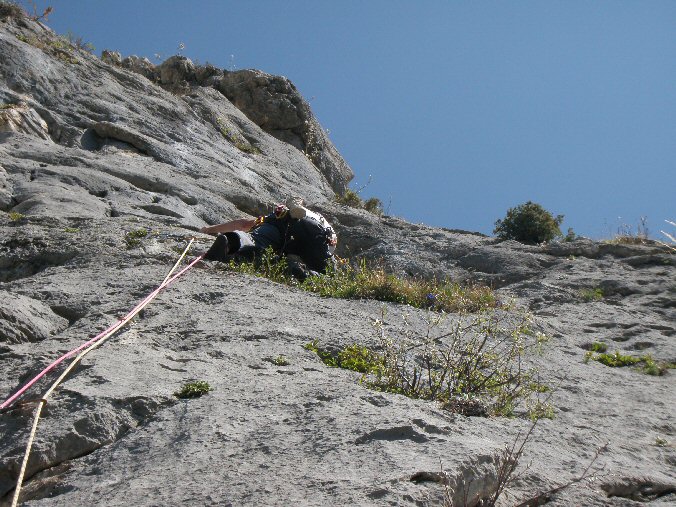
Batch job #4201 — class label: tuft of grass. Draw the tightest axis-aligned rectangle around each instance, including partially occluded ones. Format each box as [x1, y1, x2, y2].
[15, 32, 80, 64]
[8, 211, 25, 221]
[526, 399, 555, 422]
[606, 216, 650, 245]
[174, 380, 213, 399]
[335, 188, 362, 207]
[363, 197, 383, 216]
[304, 341, 382, 373]
[585, 350, 675, 375]
[593, 351, 641, 367]
[655, 437, 669, 447]
[270, 355, 290, 366]
[589, 341, 608, 353]
[303, 258, 496, 314]
[579, 288, 604, 302]
[216, 118, 260, 154]
[64, 30, 95, 53]
[63, 227, 80, 233]
[640, 355, 676, 376]
[334, 175, 384, 217]
[124, 228, 148, 248]
[0, 1, 24, 20]
[221, 248, 497, 314]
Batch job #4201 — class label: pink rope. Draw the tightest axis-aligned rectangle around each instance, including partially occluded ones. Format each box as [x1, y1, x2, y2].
[1, 255, 204, 410]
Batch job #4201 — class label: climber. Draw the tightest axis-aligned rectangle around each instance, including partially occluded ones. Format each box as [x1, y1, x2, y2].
[200, 197, 337, 280]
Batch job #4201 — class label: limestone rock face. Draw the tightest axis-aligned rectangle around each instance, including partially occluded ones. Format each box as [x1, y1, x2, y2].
[1, 14, 675, 507]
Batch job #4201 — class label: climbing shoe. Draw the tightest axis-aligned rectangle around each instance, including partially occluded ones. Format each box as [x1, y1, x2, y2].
[204, 234, 229, 262]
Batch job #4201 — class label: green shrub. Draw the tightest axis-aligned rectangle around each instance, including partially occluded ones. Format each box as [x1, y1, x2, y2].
[0, 1, 24, 19]
[493, 201, 564, 244]
[593, 351, 641, 367]
[589, 341, 608, 353]
[363, 197, 383, 216]
[216, 118, 260, 154]
[303, 259, 496, 313]
[585, 350, 674, 375]
[579, 288, 604, 302]
[8, 211, 25, 221]
[335, 188, 362, 208]
[607, 217, 650, 245]
[305, 341, 382, 374]
[308, 310, 551, 419]
[65, 30, 95, 53]
[270, 355, 290, 366]
[174, 380, 213, 399]
[124, 228, 148, 248]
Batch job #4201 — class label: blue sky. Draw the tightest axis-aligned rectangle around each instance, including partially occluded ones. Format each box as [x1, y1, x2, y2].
[20, 0, 676, 239]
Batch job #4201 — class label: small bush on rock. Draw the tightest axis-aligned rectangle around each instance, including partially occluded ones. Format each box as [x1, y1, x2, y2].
[307, 309, 551, 418]
[335, 186, 384, 216]
[0, 1, 24, 20]
[579, 288, 604, 302]
[125, 228, 148, 248]
[174, 380, 213, 399]
[494, 201, 563, 244]
[585, 350, 675, 375]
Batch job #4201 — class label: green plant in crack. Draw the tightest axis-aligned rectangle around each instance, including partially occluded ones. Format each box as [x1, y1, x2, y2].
[8, 211, 25, 221]
[585, 350, 675, 375]
[216, 117, 260, 154]
[270, 355, 290, 366]
[125, 228, 148, 248]
[220, 249, 497, 314]
[174, 380, 213, 399]
[579, 288, 604, 302]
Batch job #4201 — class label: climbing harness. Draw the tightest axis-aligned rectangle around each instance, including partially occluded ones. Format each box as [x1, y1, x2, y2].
[4, 239, 201, 507]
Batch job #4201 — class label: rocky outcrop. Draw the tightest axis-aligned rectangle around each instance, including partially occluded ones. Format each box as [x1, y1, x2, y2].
[0, 13, 674, 507]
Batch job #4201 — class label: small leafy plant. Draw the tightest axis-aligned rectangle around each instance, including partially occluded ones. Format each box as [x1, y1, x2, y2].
[174, 380, 213, 399]
[8, 211, 25, 221]
[335, 189, 362, 207]
[216, 118, 260, 154]
[270, 355, 290, 366]
[0, 1, 24, 20]
[579, 288, 604, 302]
[304, 340, 382, 374]
[589, 341, 608, 353]
[334, 177, 384, 216]
[585, 350, 675, 375]
[607, 216, 650, 245]
[125, 228, 148, 248]
[494, 201, 564, 244]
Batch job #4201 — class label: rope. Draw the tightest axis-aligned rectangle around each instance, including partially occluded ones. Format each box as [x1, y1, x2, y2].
[10, 400, 45, 507]
[7, 240, 199, 506]
[1, 241, 200, 410]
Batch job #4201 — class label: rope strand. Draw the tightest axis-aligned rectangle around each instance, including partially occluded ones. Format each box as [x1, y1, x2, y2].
[8, 241, 199, 506]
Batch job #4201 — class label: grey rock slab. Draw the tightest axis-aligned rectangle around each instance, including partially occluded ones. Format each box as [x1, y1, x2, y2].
[0, 15, 675, 507]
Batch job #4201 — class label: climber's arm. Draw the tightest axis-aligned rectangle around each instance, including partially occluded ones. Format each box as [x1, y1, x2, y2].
[199, 218, 257, 235]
